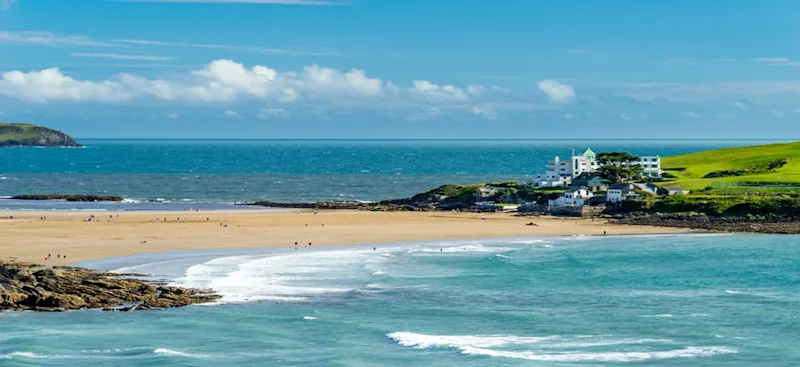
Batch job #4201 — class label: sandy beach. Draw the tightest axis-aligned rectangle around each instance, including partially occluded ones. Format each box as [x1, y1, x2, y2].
[0, 209, 691, 264]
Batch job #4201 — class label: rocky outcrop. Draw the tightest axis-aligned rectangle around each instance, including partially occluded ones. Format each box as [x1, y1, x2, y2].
[609, 213, 800, 234]
[0, 262, 220, 312]
[0, 123, 81, 147]
[9, 194, 124, 202]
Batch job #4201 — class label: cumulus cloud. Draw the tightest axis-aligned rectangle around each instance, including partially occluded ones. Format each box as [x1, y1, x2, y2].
[409, 81, 469, 102]
[563, 113, 573, 119]
[0, 59, 490, 112]
[472, 106, 498, 120]
[258, 107, 289, 119]
[0, 68, 130, 102]
[687, 111, 699, 118]
[619, 111, 632, 120]
[490, 85, 511, 93]
[537, 80, 575, 103]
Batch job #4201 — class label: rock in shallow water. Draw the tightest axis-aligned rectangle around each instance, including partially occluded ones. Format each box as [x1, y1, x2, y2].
[0, 262, 220, 312]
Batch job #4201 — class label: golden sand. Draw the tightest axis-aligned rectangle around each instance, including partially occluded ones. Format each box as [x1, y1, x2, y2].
[0, 209, 690, 264]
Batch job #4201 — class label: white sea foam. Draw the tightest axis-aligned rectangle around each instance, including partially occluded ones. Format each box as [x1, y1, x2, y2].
[153, 348, 206, 358]
[387, 332, 736, 362]
[172, 248, 384, 303]
[372, 271, 385, 275]
[406, 244, 515, 254]
[494, 254, 513, 259]
[457, 345, 736, 362]
[638, 314, 674, 318]
[303, 316, 317, 320]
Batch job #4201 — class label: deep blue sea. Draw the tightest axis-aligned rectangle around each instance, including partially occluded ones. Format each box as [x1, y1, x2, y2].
[2, 234, 799, 366]
[0, 139, 786, 209]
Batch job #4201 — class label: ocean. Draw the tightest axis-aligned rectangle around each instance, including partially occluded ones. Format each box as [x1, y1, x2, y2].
[0, 139, 783, 208]
[2, 234, 799, 366]
[2, 140, 799, 366]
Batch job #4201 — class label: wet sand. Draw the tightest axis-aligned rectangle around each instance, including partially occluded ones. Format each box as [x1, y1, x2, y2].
[0, 210, 692, 264]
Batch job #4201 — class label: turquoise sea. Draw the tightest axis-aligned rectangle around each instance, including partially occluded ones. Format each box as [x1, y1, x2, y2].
[0, 139, 785, 209]
[2, 234, 799, 366]
[2, 140, 799, 366]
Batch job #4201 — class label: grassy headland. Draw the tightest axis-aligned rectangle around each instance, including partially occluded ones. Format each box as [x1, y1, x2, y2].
[659, 141, 800, 190]
[0, 122, 81, 147]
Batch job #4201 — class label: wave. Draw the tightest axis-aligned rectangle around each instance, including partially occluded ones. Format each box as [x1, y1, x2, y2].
[303, 316, 317, 320]
[387, 332, 736, 362]
[153, 348, 206, 358]
[638, 314, 674, 318]
[406, 244, 516, 254]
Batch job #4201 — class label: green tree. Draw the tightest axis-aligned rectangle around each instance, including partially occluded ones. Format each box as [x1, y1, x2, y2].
[596, 152, 643, 183]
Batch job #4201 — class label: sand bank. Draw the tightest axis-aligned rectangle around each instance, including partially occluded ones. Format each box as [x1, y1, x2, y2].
[0, 210, 691, 264]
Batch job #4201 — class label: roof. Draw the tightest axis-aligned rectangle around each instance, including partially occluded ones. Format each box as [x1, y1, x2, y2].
[581, 147, 596, 157]
[609, 183, 633, 193]
[661, 186, 684, 192]
[566, 186, 589, 193]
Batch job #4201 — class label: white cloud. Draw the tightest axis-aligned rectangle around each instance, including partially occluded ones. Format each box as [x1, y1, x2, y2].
[770, 110, 785, 119]
[793, 108, 800, 114]
[258, 107, 289, 119]
[409, 80, 469, 102]
[71, 53, 176, 61]
[0, 59, 489, 111]
[1, 0, 17, 11]
[0, 68, 130, 102]
[407, 107, 442, 121]
[687, 111, 699, 119]
[619, 111, 632, 120]
[0, 31, 113, 47]
[472, 106, 498, 120]
[166, 112, 179, 119]
[607, 81, 800, 104]
[563, 113, 573, 119]
[537, 80, 575, 103]
[466, 84, 485, 96]
[222, 109, 240, 118]
[117, 0, 339, 4]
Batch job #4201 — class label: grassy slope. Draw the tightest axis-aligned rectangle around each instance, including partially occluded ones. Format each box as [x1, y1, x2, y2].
[660, 141, 800, 190]
[0, 122, 42, 141]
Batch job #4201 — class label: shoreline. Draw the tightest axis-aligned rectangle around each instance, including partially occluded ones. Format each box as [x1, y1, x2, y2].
[0, 209, 692, 264]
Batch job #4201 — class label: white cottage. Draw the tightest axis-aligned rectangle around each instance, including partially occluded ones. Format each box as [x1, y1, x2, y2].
[548, 186, 594, 207]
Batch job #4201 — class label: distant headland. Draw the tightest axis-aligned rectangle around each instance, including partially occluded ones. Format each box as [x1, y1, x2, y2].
[0, 122, 81, 147]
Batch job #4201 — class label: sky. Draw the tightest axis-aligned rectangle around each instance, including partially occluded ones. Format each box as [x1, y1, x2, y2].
[0, 0, 799, 139]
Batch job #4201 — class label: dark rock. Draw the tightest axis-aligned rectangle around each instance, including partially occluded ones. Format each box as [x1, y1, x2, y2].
[612, 214, 800, 234]
[0, 262, 221, 312]
[8, 194, 124, 202]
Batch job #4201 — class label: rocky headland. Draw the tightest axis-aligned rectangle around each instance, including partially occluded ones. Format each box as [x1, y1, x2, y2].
[0, 262, 220, 312]
[0, 123, 81, 147]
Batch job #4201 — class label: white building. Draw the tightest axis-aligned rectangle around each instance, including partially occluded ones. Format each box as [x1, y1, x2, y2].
[548, 186, 594, 207]
[607, 183, 639, 203]
[534, 148, 662, 186]
[635, 156, 662, 179]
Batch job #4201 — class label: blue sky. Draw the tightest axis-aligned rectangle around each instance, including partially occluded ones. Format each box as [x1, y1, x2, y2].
[1, 0, 799, 138]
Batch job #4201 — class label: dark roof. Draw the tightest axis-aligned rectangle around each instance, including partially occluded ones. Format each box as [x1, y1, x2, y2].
[661, 186, 683, 191]
[609, 183, 633, 193]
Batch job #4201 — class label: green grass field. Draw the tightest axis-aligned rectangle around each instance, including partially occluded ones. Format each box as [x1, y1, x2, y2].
[0, 122, 42, 141]
[660, 141, 800, 190]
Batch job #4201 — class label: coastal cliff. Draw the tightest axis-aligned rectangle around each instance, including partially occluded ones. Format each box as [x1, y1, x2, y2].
[0, 123, 81, 147]
[0, 262, 220, 312]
